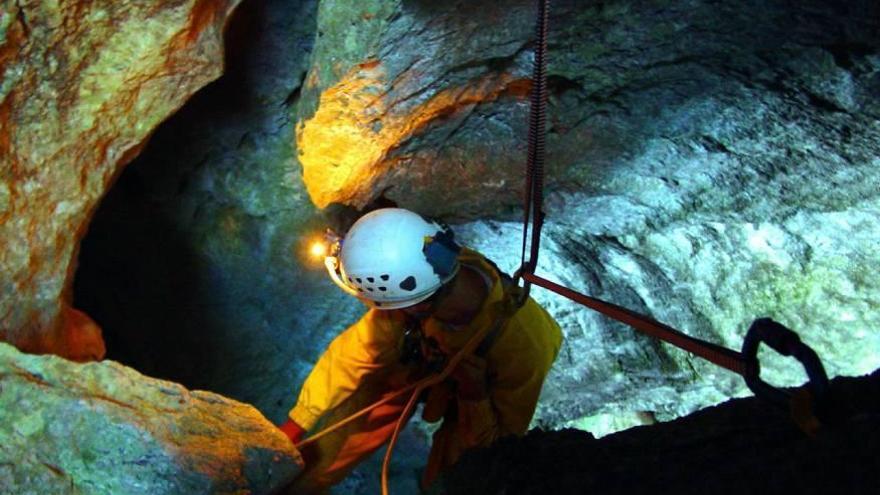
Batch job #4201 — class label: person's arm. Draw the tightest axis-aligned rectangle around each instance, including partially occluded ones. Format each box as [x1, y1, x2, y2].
[454, 301, 562, 448]
[454, 355, 544, 447]
[287, 309, 403, 432]
[279, 418, 306, 444]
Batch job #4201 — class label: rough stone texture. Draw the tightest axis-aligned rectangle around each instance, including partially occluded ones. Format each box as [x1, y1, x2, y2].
[296, 0, 880, 432]
[71, 2, 421, 491]
[63, 0, 880, 493]
[456, 174, 880, 431]
[296, 0, 880, 219]
[73, 0, 335, 420]
[0, 342, 302, 495]
[0, 0, 242, 358]
[295, 0, 536, 215]
[443, 369, 880, 494]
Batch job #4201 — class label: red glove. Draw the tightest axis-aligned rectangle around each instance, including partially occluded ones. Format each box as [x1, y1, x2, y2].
[279, 418, 306, 445]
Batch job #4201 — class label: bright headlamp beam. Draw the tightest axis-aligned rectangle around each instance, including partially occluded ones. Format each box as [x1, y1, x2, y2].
[309, 241, 328, 258]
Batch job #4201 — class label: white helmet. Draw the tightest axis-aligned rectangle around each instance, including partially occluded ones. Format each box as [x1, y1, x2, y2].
[324, 208, 461, 309]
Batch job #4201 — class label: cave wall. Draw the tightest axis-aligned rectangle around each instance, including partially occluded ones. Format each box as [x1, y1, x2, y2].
[2, 0, 878, 493]
[0, 0, 242, 358]
[72, 2, 879, 492]
[293, 0, 880, 431]
[295, 0, 880, 220]
[72, 0, 346, 417]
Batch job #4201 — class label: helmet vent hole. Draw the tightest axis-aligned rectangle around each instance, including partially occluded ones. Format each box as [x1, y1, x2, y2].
[367, 277, 375, 283]
[356, 278, 363, 284]
[381, 274, 390, 281]
[399, 276, 417, 291]
[379, 287, 387, 291]
[367, 287, 374, 292]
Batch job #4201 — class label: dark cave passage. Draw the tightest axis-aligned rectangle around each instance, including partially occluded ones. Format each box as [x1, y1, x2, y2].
[73, 165, 213, 388]
[72, 0, 320, 394]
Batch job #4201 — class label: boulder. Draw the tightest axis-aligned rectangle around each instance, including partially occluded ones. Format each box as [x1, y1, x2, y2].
[0, 342, 302, 494]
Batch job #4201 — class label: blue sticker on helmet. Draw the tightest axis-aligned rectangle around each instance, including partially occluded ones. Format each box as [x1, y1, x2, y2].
[423, 229, 461, 278]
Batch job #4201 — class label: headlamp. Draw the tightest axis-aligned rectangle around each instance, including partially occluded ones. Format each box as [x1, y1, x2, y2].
[322, 229, 362, 297]
[308, 229, 341, 259]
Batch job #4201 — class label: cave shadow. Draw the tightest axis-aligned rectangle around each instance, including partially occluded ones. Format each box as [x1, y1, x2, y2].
[72, 0, 315, 391]
[73, 168, 215, 388]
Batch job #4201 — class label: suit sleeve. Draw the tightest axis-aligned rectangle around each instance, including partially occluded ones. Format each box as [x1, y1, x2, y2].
[288, 309, 403, 430]
[456, 299, 562, 447]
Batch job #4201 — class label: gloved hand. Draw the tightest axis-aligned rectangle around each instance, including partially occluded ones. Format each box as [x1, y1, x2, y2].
[279, 418, 306, 445]
[451, 353, 488, 401]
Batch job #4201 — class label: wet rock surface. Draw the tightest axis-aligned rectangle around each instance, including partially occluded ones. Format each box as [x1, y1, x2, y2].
[0, 342, 302, 495]
[442, 369, 880, 495]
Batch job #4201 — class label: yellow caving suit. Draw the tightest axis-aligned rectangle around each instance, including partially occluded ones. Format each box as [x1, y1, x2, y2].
[288, 249, 563, 492]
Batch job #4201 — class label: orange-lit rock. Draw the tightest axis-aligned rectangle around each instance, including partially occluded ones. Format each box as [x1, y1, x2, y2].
[57, 305, 106, 363]
[0, 0, 241, 358]
[297, 61, 530, 210]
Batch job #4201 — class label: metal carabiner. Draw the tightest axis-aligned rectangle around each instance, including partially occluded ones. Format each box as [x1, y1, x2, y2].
[741, 318, 830, 431]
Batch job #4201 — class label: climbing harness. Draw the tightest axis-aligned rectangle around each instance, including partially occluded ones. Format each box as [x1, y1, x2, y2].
[380, 286, 522, 494]
[294, 285, 523, 495]
[512, 0, 830, 432]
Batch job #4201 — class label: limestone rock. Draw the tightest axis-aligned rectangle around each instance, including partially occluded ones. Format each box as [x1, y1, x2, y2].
[70, 0, 880, 425]
[0, 0, 242, 357]
[62, 2, 880, 492]
[0, 342, 302, 495]
[434, 0, 880, 431]
[295, 0, 880, 219]
[295, 0, 535, 215]
[71, 0, 334, 421]
[457, 173, 880, 431]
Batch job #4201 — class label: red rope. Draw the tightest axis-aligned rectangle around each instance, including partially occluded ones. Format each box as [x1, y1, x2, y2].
[523, 273, 752, 375]
[513, 0, 753, 379]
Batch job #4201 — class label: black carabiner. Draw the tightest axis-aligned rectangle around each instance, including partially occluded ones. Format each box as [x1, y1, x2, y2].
[742, 318, 830, 419]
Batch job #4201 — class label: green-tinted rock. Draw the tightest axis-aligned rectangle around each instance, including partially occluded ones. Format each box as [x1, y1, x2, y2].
[0, 342, 302, 495]
[60, 2, 880, 493]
